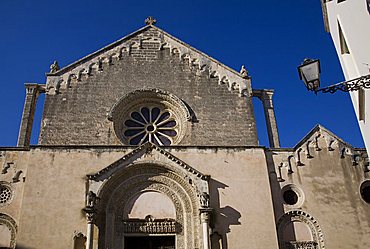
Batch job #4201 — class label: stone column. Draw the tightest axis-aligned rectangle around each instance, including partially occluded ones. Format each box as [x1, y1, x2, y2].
[83, 191, 97, 249]
[200, 208, 212, 249]
[85, 211, 95, 249]
[253, 89, 280, 148]
[17, 83, 45, 147]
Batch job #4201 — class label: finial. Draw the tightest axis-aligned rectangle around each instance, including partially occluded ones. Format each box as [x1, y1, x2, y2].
[145, 16, 157, 25]
[49, 60, 60, 73]
[240, 65, 249, 78]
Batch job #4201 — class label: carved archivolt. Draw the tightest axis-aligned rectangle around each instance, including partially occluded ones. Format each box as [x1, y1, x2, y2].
[277, 210, 325, 249]
[45, 26, 250, 97]
[93, 161, 205, 249]
[0, 213, 17, 249]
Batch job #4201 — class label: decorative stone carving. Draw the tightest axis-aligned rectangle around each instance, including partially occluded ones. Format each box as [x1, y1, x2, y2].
[200, 192, 210, 207]
[277, 210, 325, 249]
[0, 213, 17, 249]
[2, 162, 13, 174]
[123, 218, 177, 234]
[145, 16, 157, 25]
[12, 170, 23, 183]
[0, 182, 14, 206]
[88, 143, 210, 193]
[49, 60, 60, 73]
[240, 65, 249, 78]
[45, 26, 251, 98]
[284, 241, 318, 249]
[86, 191, 97, 208]
[83, 191, 99, 224]
[107, 89, 192, 146]
[89, 156, 209, 249]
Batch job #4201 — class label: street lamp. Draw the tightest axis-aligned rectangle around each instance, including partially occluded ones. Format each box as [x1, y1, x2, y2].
[298, 58, 370, 94]
[298, 59, 321, 92]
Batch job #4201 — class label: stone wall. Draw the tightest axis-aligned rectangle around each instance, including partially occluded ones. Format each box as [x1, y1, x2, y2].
[267, 127, 370, 249]
[1, 146, 278, 249]
[39, 27, 258, 146]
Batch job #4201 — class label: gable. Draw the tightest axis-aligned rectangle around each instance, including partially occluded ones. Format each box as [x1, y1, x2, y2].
[46, 25, 251, 97]
[39, 22, 259, 146]
[87, 142, 210, 196]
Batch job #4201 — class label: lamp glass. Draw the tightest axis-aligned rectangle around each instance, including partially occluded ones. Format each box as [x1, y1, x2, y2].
[299, 59, 321, 90]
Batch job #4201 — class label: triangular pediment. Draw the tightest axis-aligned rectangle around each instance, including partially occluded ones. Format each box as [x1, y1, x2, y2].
[45, 24, 251, 96]
[87, 142, 209, 182]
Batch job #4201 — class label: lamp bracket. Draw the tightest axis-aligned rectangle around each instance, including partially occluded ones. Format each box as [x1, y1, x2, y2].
[315, 74, 370, 94]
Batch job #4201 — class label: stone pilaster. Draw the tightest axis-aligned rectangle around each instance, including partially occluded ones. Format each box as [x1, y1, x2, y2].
[17, 84, 45, 147]
[253, 89, 280, 148]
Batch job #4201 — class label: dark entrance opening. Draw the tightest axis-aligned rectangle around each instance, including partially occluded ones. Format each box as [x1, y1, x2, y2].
[124, 235, 175, 249]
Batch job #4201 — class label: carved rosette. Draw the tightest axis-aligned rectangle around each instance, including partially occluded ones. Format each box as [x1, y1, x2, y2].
[108, 89, 191, 145]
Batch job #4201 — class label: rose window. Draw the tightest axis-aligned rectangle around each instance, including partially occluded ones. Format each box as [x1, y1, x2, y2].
[0, 185, 12, 205]
[124, 107, 178, 145]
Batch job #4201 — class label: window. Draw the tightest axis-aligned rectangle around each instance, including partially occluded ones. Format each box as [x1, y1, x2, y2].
[338, 21, 350, 54]
[281, 184, 304, 207]
[0, 183, 13, 206]
[109, 89, 191, 146]
[124, 106, 178, 145]
[360, 180, 370, 203]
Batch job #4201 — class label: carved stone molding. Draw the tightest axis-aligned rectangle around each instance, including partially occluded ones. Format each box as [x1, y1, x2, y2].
[109, 178, 194, 249]
[45, 26, 250, 97]
[0, 213, 17, 249]
[284, 240, 318, 249]
[90, 159, 208, 249]
[123, 218, 177, 234]
[88, 143, 210, 196]
[277, 210, 325, 249]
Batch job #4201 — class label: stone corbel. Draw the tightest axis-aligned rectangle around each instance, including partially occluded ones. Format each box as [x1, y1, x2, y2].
[277, 162, 285, 182]
[287, 155, 294, 174]
[296, 148, 305, 166]
[306, 141, 314, 159]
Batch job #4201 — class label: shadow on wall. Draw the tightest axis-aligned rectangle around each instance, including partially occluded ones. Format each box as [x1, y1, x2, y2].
[209, 178, 241, 249]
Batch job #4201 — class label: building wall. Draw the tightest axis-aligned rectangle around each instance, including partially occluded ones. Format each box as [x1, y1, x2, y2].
[267, 130, 370, 249]
[324, 0, 370, 152]
[39, 27, 258, 147]
[0, 147, 278, 249]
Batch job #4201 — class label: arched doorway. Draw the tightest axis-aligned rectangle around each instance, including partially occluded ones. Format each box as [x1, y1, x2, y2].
[85, 145, 211, 249]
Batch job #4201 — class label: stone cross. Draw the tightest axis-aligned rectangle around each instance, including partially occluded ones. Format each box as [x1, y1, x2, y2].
[145, 16, 157, 25]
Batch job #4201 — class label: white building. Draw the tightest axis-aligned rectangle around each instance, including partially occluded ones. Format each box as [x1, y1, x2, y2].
[321, 0, 370, 152]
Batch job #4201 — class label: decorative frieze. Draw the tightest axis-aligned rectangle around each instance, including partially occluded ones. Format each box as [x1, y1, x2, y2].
[45, 26, 250, 97]
[123, 219, 177, 234]
[284, 241, 318, 249]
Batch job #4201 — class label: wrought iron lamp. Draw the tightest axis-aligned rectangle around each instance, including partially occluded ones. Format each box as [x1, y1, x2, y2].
[298, 58, 370, 94]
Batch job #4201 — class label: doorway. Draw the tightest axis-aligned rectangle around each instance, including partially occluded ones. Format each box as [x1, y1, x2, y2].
[124, 235, 175, 249]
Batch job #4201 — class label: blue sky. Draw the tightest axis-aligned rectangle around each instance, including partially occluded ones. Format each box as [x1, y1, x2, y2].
[0, 0, 364, 148]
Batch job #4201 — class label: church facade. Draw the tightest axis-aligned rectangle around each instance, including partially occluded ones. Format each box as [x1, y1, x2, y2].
[0, 18, 369, 249]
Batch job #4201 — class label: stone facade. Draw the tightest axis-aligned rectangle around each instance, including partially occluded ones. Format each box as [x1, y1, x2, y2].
[0, 19, 369, 249]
